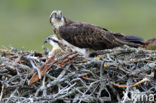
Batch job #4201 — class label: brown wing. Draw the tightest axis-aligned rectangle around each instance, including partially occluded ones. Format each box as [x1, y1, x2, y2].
[59, 22, 143, 50]
[59, 22, 123, 50]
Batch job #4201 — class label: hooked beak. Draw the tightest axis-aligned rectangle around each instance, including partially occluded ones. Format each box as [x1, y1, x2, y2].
[56, 14, 62, 20]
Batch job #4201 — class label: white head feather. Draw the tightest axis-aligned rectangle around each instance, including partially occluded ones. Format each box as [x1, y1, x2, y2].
[50, 10, 65, 29]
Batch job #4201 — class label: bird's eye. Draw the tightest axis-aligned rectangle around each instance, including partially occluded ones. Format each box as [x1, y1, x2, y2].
[48, 37, 52, 40]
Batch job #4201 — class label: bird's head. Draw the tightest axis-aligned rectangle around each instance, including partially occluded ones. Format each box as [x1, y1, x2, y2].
[44, 35, 59, 47]
[50, 10, 65, 29]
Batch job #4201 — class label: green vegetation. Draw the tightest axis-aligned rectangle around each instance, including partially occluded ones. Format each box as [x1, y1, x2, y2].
[0, 0, 156, 51]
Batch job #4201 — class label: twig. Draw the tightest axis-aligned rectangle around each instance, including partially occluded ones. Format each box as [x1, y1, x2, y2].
[0, 82, 4, 102]
[28, 56, 57, 85]
[6, 87, 19, 103]
[30, 60, 41, 79]
[113, 77, 150, 88]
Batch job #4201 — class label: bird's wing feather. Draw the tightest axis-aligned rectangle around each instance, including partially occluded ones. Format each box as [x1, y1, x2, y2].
[59, 23, 118, 50]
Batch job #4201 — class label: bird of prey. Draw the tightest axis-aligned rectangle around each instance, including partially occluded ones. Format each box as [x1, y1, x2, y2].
[44, 35, 71, 59]
[49, 10, 144, 56]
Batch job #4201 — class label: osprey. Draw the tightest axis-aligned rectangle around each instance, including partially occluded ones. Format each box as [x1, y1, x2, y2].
[44, 35, 72, 59]
[49, 10, 144, 56]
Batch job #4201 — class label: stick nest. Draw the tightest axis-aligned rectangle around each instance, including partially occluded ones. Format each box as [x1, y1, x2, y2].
[0, 45, 156, 103]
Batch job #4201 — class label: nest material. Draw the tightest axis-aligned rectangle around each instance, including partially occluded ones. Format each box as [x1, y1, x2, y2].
[0, 45, 156, 103]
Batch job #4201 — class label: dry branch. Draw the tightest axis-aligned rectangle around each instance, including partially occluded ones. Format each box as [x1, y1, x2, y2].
[0, 45, 156, 103]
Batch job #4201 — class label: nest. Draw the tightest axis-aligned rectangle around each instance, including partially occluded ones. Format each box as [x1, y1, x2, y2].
[0, 45, 156, 103]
